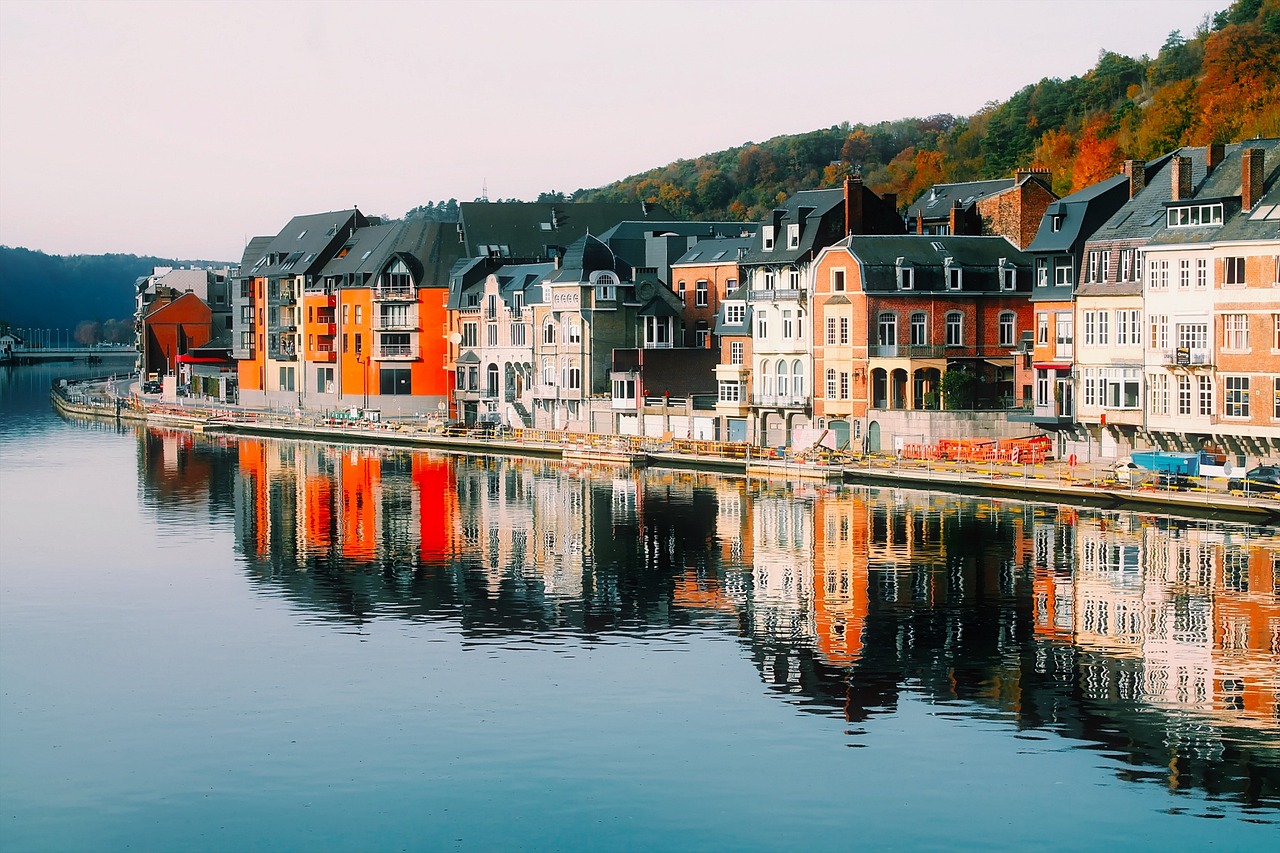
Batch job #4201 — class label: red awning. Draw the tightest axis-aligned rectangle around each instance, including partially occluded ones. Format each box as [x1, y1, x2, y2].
[1033, 363, 1072, 371]
[175, 355, 231, 364]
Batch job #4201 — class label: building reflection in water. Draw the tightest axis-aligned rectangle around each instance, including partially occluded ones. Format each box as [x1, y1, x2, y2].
[138, 429, 1280, 807]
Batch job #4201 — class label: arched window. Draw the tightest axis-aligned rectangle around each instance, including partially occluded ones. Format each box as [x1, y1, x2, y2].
[542, 358, 554, 385]
[999, 311, 1016, 347]
[777, 359, 789, 397]
[878, 311, 897, 347]
[543, 321, 556, 344]
[946, 311, 964, 346]
[826, 368, 836, 399]
[791, 359, 804, 398]
[486, 363, 499, 397]
[760, 360, 772, 397]
[910, 312, 928, 346]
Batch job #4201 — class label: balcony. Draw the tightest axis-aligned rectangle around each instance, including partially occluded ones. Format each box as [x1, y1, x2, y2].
[750, 394, 809, 408]
[315, 323, 337, 336]
[375, 318, 418, 331]
[749, 288, 805, 302]
[377, 344, 418, 360]
[311, 349, 336, 363]
[869, 344, 946, 358]
[1162, 348, 1211, 367]
[373, 286, 415, 302]
[455, 387, 482, 402]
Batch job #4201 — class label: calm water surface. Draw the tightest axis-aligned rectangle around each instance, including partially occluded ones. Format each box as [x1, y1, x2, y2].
[1, 361, 1278, 851]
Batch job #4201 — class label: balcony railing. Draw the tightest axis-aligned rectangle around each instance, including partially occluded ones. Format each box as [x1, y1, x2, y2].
[750, 394, 808, 408]
[749, 288, 804, 302]
[375, 318, 417, 331]
[1162, 348, 1211, 366]
[373, 286, 415, 301]
[868, 344, 946, 358]
[377, 345, 418, 360]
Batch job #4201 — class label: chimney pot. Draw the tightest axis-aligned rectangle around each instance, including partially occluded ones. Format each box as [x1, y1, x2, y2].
[1171, 155, 1192, 201]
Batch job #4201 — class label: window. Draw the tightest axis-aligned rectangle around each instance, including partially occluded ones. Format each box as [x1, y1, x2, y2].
[1116, 309, 1140, 346]
[725, 303, 745, 325]
[380, 368, 412, 396]
[678, 281, 687, 304]
[756, 314, 767, 338]
[342, 333, 348, 354]
[826, 317, 836, 345]
[945, 311, 963, 346]
[1224, 376, 1249, 417]
[511, 323, 526, 346]
[1274, 377, 1280, 419]
[763, 270, 776, 289]
[788, 268, 801, 289]
[1198, 375, 1213, 416]
[1196, 258, 1208, 288]
[730, 341, 744, 365]
[1086, 251, 1101, 282]
[1177, 375, 1191, 415]
[1224, 257, 1246, 285]
[776, 360, 789, 397]
[1151, 372, 1168, 415]
[791, 359, 804, 398]
[643, 317, 671, 347]
[1035, 312, 1049, 346]
[832, 269, 846, 292]
[1176, 323, 1208, 350]
[1151, 259, 1169, 289]
[878, 312, 897, 347]
[487, 324, 498, 346]
[718, 380, 741, 403]
[1000, 260, 1016, 290]
[897, 263, 914, 290]
[782, 310, 794, 339]
[543, 321, 556, 344]
[826, 369, 836, 399]
[462, 322, 478, 348]
[1150, 314, 1168, 350]
[1166, 203, 1223, 227]
[240, 331, 254, 351]
[946, 261, 962, 290]
[911, 312, 928, 346]
[240, 305, 254, 325]
[567, 321, 581, 344]
[278, 366, 295, 391]
[1035, 258, 1049, 287]
[787, 223, 800, 249]
[1055, 312, 1073, 358]
[1223, 314, 1249, 351]
[542, 360, 554, 385]
[839, 317, 849, 344]
[696, 280, 708, 307]
[1084, 311, 1096, 346]
[1037, 375, 1050, 407]
[565, 364, 581, 391]
[354, 333, 362, 356]
[1118, 249, 1136, 282]
[613, 378, 636, 401]
[1274, 314, 1280, 350]
[1097, 310, 1109, 345]
[762, 226, 775, 251]
[696, 328, 709, 348]
[354, 305, 362, 325]
[999, 311, 1016, 347]
[1099, 368, 1141, 409]
[1179, 259, 1191, 289]
[840, 372, 850, 399]
[1054, 257, 1073, 286]
[342, 305, 350, 324]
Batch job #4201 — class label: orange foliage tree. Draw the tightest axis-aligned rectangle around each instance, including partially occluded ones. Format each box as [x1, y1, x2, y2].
[1071, 116, 1124, 192]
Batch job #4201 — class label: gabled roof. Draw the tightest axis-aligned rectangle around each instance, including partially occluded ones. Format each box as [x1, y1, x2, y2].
[842, 235, 1030, 293]
[906, 179, 1015, 221]
[671, 235, 755, 266]
[1026, 175, 1130, 254]
[238, 236, 274, 275]
[459, 201, 673, 260]
[1146, 140, 1280, 247]
[248, 209, 366, 278]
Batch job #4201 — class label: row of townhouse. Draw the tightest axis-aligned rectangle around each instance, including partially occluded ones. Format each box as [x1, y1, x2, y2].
[1019, 140, 1280, 462]
[221, 141, 1277, 463]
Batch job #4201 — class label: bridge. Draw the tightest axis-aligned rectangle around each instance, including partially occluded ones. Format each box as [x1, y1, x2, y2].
[2, 347, 137, 365]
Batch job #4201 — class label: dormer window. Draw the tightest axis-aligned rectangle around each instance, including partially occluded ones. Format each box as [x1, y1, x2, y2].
[1051, 214, 1063, 232]
[762, 226, 775, 251]
[593, 271, 617, 301]
[895, 257, 914, 290]
[945, 258, 961, 290]
[999, 258, 1016, 291]
[787, 223, 800, 249]
[1167, 203, 1223, 227]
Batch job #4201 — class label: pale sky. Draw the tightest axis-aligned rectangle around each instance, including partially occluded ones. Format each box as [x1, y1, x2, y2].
[0, 0, 1225, 261]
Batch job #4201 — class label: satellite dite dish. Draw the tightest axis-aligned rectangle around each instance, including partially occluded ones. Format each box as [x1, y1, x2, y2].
[449, 332, 462, 344]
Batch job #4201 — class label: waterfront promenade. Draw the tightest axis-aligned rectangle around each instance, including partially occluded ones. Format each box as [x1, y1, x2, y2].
[51, 375, 1280, 520]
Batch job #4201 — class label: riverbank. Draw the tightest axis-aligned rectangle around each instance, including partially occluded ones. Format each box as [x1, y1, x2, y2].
[50, 377, 1280, 521]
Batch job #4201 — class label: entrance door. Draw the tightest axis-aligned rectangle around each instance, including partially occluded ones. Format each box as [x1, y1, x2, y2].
[866, 420, 881, 453]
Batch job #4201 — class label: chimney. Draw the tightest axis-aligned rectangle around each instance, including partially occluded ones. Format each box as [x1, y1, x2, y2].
[1171, 155, 1192, 201]
[916, 212, 924, 235]
[1206, 143, 1225, 174]
[1242, 147, 1264, 210]
[1123, 159, 1145, 198]
[881, 192, 897, 212]
[1014, 168, 1050, 187]
[844, 174, 864, 236]
[948, 199, 964, 236]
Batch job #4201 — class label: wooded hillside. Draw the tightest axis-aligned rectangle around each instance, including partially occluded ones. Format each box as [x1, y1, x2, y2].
[569, 0, 1279, 219]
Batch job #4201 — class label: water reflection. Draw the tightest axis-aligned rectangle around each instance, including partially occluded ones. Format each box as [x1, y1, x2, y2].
[138, 430, 1280, 810]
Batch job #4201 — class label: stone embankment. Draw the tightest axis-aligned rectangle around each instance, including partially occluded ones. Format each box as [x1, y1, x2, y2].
[51, 377, 1279, 521]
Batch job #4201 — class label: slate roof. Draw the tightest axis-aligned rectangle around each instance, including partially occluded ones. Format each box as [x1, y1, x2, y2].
[1145, 140, 1280, 247]
[314, 220, 461, 290]
[737, 188, 845, 267]
[671, 235, 755, 267]
[495, 262, 555, 308]
[906, 179, 1015, 221]
[551, 233, 631, 282]
[248, 209, 366, 278]
[596, 221, 756, 242]
[843, 235, 1031, 293]
[458, 201, 672, 260]
[238, 236, 274, 272]
[714, 300, 753, 336]
[1025, 175, 1130, 255]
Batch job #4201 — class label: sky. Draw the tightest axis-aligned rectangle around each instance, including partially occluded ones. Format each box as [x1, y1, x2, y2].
[0, 0, 1227, 261]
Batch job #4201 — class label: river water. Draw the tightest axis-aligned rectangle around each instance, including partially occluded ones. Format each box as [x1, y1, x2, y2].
[1, 361, 1278, 851]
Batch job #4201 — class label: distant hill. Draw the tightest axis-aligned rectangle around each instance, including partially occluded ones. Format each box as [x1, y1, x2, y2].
[0, 246, 231, 332]
[560, 0, 1278, 220]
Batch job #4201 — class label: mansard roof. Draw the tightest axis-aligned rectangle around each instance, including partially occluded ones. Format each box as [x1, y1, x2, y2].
[458, 201, 672, 260]
[905, 179, 1015, 221]
[248, 209, 366, 278]
[843, 235, 1030, 293]
[551, 233, 631, 282]
[1026, 175, 1129, 255]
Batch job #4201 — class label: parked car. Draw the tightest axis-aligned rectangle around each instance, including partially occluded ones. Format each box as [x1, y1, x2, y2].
[141, 380, 162, 394]
[1227, 465, 1280, 494]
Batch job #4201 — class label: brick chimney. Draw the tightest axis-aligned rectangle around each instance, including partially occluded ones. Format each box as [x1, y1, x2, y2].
[1014, 168, 1051, 188]
[1123, 159, 1145, 198]
[1206, 143, 1225, 174]
[1242, 147, 1264, 210]
[916, 212, 924, 235]
[948, 199, 964, 236]
[1171, 155, 1192, 201]
[844, 175, 864, 236]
